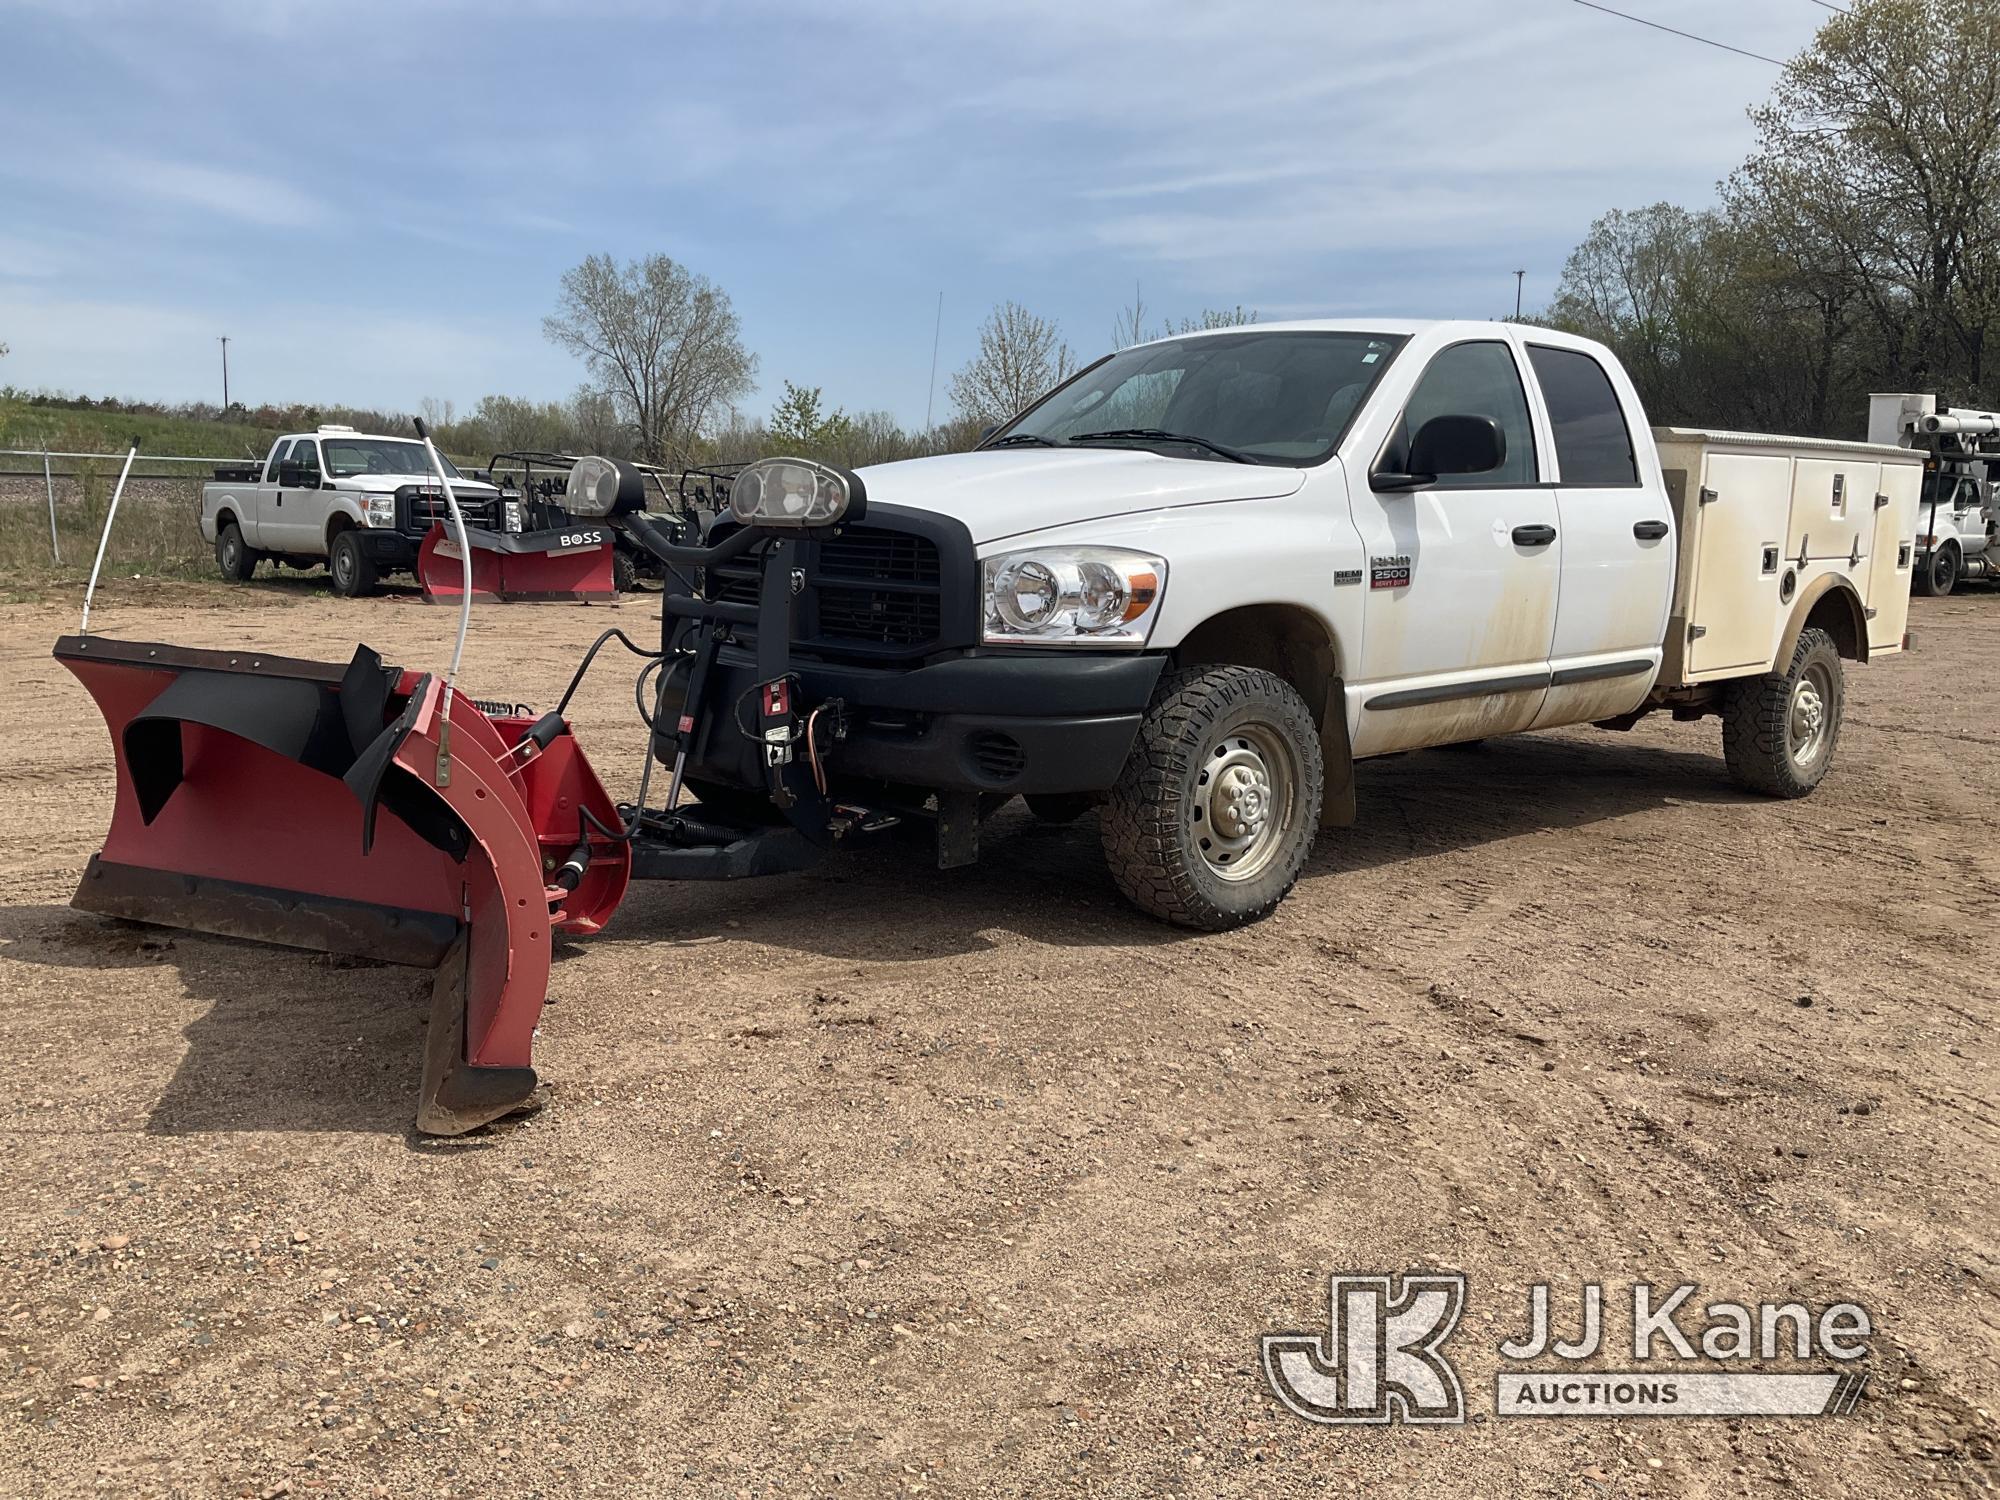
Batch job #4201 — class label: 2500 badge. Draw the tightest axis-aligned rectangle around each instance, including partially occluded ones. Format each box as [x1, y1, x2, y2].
[1370, 555, 1413, 590]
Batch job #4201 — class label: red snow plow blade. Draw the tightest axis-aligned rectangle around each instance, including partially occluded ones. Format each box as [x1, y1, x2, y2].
[417, 522, 616, 604]
[54, 635, 631, 1135]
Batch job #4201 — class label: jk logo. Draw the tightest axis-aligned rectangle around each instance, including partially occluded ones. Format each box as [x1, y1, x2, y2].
[1262, 1273, 1467, 1425]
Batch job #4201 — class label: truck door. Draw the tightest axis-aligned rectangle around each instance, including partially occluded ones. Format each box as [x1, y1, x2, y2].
[1522, 342, 1676, 730]
[253, 440, 292, 548]
[273, 437, 325, 552]
[1348, 337, 1559, 757]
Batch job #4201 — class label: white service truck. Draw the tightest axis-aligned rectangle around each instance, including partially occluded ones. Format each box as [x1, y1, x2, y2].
[1868, 392, 1999, 596]
[659, 320, 1922, 929]
[199, 426, 511, 597]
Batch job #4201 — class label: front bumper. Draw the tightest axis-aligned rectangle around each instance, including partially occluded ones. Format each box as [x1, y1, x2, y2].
[358, 528, 419, 568]
[660, 648, 1166, 797]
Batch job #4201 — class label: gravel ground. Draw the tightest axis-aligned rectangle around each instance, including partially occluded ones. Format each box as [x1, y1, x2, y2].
[0, 577, 1994, 1498]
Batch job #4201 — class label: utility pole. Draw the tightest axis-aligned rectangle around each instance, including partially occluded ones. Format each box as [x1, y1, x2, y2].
[1513, 271, 1526, 321]
[218, 335, 231, 412]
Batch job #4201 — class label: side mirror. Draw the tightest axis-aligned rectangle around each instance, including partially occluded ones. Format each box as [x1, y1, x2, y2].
[1373, 414, 1506, 493]
[277, 462, 305, 487]
[978, 424, 999, 445]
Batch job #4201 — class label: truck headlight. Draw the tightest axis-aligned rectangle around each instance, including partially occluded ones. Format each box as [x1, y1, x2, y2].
[981, 546, 1166, 647]
[729, 456, 865, 528]
[363, 494, 397, 528]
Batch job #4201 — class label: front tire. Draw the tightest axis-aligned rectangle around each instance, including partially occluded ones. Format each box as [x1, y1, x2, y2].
[1100, 665, 1323, 930]
[1720, 626, 1844, 798]
[612, 548, 638, 594]
[329, 529, 378, 598]
[215, 522, 256, 582]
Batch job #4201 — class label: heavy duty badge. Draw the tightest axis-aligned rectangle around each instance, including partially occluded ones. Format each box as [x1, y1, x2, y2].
[1370, 555, 1413, 590]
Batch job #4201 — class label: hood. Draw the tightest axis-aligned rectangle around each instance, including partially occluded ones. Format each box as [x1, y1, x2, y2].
[338, 474, 499, 495]
[853, 448, 1306, 545]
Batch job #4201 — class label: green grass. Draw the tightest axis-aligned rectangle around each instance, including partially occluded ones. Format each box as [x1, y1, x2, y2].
[0, 470, 211, 594]
[0, 398, 282, 471]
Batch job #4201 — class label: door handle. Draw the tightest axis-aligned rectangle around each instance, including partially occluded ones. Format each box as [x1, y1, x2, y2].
[1511, 524, 1557, 547]
[1633, 520, 1670, 540]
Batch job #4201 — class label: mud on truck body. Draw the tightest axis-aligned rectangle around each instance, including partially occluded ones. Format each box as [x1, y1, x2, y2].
[59, 321, 1922, 1133]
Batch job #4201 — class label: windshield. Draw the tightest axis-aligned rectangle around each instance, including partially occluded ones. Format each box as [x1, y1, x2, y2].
[994, 330, 1406, 465]
[320, 438, 462, 480]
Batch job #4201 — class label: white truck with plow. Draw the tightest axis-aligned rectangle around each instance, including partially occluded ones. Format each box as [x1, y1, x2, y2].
[57, 320, 1925, 1130]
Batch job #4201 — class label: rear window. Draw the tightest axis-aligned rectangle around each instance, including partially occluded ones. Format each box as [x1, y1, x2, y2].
[1528, 345, 1638, 486]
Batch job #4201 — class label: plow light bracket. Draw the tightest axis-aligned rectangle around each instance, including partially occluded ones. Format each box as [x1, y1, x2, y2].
[728, 457, 866, 529]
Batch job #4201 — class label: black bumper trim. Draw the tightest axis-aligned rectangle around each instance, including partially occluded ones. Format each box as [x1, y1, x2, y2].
[662, 650, 1165, 797]
[359, 530, 418, 566]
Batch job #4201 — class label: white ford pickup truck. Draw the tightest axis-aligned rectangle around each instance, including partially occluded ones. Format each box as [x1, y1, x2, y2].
[200, 426, 509, 596]
[659, 320, 1920, 929]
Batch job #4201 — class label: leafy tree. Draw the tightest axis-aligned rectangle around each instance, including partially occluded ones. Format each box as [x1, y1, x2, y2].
[767, 381, 857, 454]
[1735, 0, 2000, 395]
[543, 253, 756, 463]
[949, 302, 1077, 426]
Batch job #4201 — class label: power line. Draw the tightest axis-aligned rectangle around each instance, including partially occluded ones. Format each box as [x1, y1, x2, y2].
[1569, 0, 1788, 66]
[1806, 1, 1848, 12]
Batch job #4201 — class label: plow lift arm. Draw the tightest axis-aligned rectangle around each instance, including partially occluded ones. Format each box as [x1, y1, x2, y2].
[56, 441, 867, 1135]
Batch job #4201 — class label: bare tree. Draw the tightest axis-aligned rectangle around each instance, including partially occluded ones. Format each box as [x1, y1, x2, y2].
[543, 253, 757, 462]
[949, 302, 1078, 426]
[1114, 288, 1256, 349]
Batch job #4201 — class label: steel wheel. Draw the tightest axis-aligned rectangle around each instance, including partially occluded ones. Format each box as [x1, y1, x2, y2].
[332, 546, 354, 590]
[1788, 658, 1835, 770]
[1191, 723, 1296, 882]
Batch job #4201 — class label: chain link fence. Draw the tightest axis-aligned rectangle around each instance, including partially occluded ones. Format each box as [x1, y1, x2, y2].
[0, 449, 217, 589]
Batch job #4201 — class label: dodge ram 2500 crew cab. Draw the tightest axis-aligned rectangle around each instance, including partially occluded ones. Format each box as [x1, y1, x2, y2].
[200, 426, 508, 597]
[662, 320, 1920, 930]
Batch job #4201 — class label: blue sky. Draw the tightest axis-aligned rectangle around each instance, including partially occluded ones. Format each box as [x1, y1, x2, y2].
[0, 0, 1832, 429]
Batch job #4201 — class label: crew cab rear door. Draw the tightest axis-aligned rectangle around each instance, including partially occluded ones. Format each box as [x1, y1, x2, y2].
[1348, 335, 1559, 756]
[270, 436, 326, 552]
[1521, 342, 1675, 730]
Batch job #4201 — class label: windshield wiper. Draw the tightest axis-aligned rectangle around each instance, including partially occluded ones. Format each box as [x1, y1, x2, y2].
[1066, 428, 1253, 464]
[984, 432, 1064, 449]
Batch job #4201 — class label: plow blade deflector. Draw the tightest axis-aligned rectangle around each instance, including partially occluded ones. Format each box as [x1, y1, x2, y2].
[55, 636, 631, 1134]
[417, 523, 616, 603]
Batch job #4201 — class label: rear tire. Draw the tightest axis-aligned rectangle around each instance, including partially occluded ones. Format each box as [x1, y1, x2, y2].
[1100, 665, 1323, 930]
[1913, 544, 1959, 597]
[215, 522, 256, 582]
[1720, 626, 1843, 798]
[613, 548, 638, 594]
[329, 529, 378, 598]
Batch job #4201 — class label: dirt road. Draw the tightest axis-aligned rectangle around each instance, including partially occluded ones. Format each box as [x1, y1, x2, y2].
[1, 580, 1993, 1498]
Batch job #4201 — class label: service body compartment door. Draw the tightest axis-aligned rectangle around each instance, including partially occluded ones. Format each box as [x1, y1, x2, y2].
[1869, 461, 1921, 650]
[1686, 452, 1792, 678]
[1788, 457, 1876, 568]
